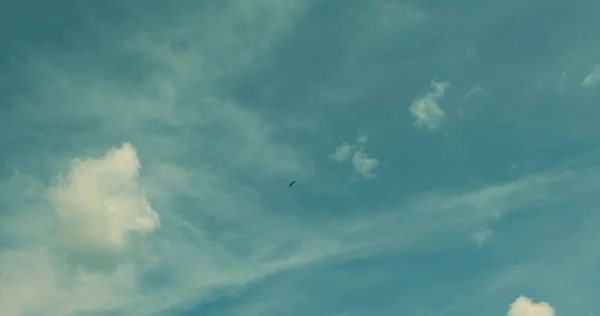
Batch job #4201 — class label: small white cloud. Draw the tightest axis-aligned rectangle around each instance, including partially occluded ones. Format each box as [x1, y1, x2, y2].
[352, 151, 379, 179]
[582, 63, 600, 87]
[47, 143, 160, 270]
[410, 80, 450, 130]
[329, 142, 354, 162]
[330, 135, 379, 179]
[471, 228, 493, 247]
[507, 296, 555, 316]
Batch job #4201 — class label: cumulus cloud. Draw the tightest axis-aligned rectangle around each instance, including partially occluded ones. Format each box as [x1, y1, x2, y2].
[410, 80, 450, 129]
[471, 228, 493, 247]
[47, 143, 160, 270]
[581, 63, 600, 87]
[507, 296, 555, 316]
[329, 135, 379, 179]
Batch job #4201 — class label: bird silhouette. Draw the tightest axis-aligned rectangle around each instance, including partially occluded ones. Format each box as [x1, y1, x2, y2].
[288, 180, 296, 187]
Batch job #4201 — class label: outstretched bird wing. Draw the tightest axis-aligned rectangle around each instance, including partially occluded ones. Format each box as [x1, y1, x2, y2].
[288, 181, 296, 187]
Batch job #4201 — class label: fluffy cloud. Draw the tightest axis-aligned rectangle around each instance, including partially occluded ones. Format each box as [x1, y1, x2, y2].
[47, 143, 160, 270]
[329, 135, 379, 179]
[581, 63, 600, 87]
[410, 80, 450, 129]
[507, 296, 555, 316]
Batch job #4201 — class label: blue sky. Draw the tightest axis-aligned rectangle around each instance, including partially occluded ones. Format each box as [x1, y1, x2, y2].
[1, 0, 600, 315]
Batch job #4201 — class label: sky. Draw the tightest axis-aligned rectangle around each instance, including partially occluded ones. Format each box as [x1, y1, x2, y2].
[1, 0, 600, 315]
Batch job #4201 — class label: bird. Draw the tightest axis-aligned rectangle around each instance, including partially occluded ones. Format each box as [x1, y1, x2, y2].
[288, 180, 296, 187]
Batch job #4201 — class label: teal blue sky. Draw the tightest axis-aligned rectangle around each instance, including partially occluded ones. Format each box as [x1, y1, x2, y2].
[1, 1, 600, 315]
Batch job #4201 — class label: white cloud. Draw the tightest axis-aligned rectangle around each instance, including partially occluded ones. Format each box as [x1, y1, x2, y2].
[507, 296, 555, 316]
[471, 228, 493, 247]
[410, 80, 450, 130]
[47, 143, 160, 270]
[352, 151, 379, 179]
[329, 143, 354, 162]
[329, 135, 379, 179]
[581, 63, 600, 87]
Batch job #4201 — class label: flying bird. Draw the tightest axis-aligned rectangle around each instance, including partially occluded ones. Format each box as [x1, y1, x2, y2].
[288, 180, 296, 187]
